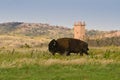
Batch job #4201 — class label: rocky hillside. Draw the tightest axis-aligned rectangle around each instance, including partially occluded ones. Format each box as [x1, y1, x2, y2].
[0, 22, 120, 39]
[0, 22, 23, 34]
[0, 22, 73, 39]
[86, 30, 120, 39]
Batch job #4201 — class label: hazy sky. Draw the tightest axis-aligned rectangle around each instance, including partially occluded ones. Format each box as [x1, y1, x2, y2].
[0, 0, 120, 30]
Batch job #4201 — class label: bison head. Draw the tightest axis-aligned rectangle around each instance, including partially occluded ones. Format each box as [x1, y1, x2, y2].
[48, 39, 58, 55]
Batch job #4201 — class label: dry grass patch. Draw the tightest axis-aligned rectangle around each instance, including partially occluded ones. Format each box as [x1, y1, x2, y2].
[0, 57, 119, 68]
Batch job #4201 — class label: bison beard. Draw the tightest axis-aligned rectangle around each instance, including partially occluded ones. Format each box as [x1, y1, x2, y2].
[48, 38, 89, 56]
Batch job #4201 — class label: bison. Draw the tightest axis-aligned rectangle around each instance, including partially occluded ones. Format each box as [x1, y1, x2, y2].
[48, 38, 89, 56]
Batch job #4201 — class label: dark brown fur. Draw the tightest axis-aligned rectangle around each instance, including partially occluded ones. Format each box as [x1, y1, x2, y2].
[48, 38, 89, 56]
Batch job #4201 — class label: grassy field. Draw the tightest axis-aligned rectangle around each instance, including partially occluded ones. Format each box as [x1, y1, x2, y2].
[0, 46, 120, 80]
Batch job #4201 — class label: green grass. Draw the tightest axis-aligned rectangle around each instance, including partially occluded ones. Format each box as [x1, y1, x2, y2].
[0, 64, 120, 80]
[0, 47, 120, 80]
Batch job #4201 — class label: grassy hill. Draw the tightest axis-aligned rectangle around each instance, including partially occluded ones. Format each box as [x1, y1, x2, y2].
[0, 22, 120, 38]
[0, 22, 73, 38]
[0, 22, 23, 34]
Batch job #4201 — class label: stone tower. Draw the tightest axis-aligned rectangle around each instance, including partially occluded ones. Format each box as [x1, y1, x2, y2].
[74, 21, 85, 40]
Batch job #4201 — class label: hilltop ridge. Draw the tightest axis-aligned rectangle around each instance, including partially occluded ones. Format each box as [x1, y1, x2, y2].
[0, 22, 73, 38]
[0, 22, 120, 39]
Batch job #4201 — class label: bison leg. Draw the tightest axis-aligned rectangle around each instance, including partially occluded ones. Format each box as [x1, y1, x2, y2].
[84, 51, 89, 55]
[81, 48, 89, 56]
[66, 52, 70, 56]
[79, 51, 83, 56]
[52, 52, 55, 55]
[80, 52, 83, 56]
[65, 51, 70, 56]
[83, 49, 89, 55]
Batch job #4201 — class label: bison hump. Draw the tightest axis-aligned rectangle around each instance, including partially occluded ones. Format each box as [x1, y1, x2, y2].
[56, 38, 70, 49]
